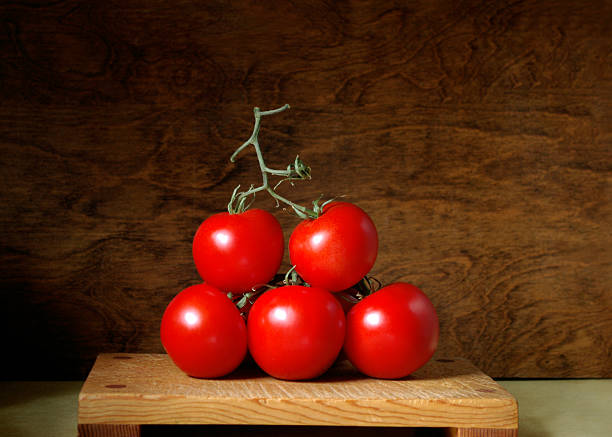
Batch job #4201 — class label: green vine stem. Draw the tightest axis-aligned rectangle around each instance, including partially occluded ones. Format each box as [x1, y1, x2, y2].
[283, 265, 309, 286]
[227, 273, 286, 318]
[228, 105, 318, 218]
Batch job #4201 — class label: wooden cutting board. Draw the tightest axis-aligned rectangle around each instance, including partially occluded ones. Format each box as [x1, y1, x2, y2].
[78, 354, 518, 436]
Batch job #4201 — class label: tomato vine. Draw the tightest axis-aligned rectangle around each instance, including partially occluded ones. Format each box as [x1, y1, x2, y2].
[225, 105, 381, 307]
[228, 104, 318, 218]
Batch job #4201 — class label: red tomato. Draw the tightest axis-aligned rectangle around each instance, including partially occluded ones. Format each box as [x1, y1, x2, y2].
[247, 285, 346, 380]
[193, 209, 284, 293]
[344, 282, 439, 379]
[161, 283, 247, 378]
[289, 202, 378, 292]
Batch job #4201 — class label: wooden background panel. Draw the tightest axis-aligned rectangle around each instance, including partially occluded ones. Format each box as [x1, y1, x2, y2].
[0, 0, 610, 379]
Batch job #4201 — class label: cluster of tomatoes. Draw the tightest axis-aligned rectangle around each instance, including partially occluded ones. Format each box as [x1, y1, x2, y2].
[160, 200, 439, 380]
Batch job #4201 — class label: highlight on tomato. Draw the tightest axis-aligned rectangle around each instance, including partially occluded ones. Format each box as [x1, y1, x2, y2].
[344, 282, 439, 379]
[160, 283, 247, 378]
[289, 201, 378, 292]
[192, 208, 284, 294]
[247, 285, 346, 380]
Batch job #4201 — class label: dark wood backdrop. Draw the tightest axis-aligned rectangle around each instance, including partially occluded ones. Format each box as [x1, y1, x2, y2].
[0, 0, 610, 379]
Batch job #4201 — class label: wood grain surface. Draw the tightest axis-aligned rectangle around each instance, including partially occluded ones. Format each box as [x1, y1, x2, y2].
[0, 0, 610, 379]
[78, 354, 518, 430]
[78, 424, 140, 437]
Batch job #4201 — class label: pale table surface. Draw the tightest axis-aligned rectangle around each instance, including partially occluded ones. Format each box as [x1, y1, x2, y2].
[1, 379, 611, 436]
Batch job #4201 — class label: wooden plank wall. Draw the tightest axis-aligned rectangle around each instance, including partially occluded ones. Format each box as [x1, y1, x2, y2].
[0, 0, 610, 379]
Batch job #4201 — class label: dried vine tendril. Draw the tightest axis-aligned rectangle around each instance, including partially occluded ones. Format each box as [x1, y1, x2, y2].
[353, 276, 383, 299]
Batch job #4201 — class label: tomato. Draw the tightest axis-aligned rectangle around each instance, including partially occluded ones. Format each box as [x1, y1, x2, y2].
[247, 285, 346, 380]
[161, 283, 247, 378]
[344, 282, 439, 379]
[289, 202, 378, 292]
[193, 209, 284, 293]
